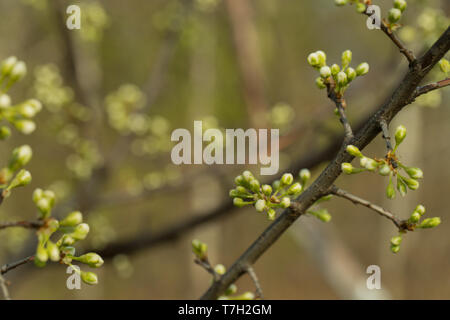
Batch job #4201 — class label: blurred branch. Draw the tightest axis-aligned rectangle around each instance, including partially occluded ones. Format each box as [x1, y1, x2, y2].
[200, 27, 450, 300]
[1, 256, 34, 275]
[246, 266, 263, 299]
[0, 221, 43, 231]
[329, 186, 406, 230]
[0, 274, 10, 300]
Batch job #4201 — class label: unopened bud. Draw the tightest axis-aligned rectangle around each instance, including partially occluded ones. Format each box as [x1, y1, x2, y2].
[261, 184, 272, 197]
[346, 67, 356, 82]
[8, 169, 31, 189]
[316, 51, 327, 67]
[47, 241, 60, 262]
[397, 177, 407, 196]
[439, 59, 449, 74]
[417, 217, 441, 229]
[77, 253, 104, 268]
[390, 244, 400, 254]
[415, 204, 425, 216]
[242, 170, 254, 182]
[388, 8, 402, 23]
[0, 126, 11, 140]
[356, 3, 366, 13]
[255, 199, 266, 212]
[334, 0, 348, 6]
[386, 178, 396, 199]
[233, 197, 247, 207]
[280, 197, 291, 209]
[287, 182, 302, 195]
[280, 173, 293, 186]
[307, 53, 320, 67]
[71, 223, 90, 240]
[341, 50, 352, 69]
[299, 169, 311, 184]
[0, 94, 11, 109]
[60, 211, 83, 227]
[341, 162, 354, 174]
[9, 145, 32, 171]
[9, 61, 27, 82]
[267, 208, 276, 220]
[393, 0, 407, 12]
[81, 271, 98, 285]
[36, 245, 48, 264]
[234, 175, 245, 186]
[214, 264, 226, 275]
[390, 236, 402, 246]
[379, 164, 391, 176]
[356, 62, 369, 76]
[320, 66, 331, 78]
[331, 64, 340, 76]
[315, 77, 326, 89]
[346, 145, 362, 158]
[0, 56, 18, 76]
[249, 179, 260, 193]
[409, 211, 421, 224]
[395, 125, 406, 146]
[403, 177, 419, 190]
[404, 167, 423, 179]
[337, 71, 348, 86]
[192, 239, 208, 259]
[14, 119, 36, 135]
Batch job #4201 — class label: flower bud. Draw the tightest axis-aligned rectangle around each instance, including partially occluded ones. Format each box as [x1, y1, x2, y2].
[36, 245, 48, 263]
[233, 197, 246, 207]
[9, 145, 33, 171]
[395, 125, 406, 146]
[8, 169, 31, 189]
[299, 169, 311, 184]
[14, 119, 36, 135]
[249, 179, 260, 193]
[255, 199, 266, 212]
[320, 66, 331, 78]
[388, 8, 402, 23]
[379, 164, 391, 176]
[409, 211, 421, 224]
[316, 209, 332, 222]
[229, 189, 239, 198]
[417, 217, 441, 229]
[9, 61, 27, 82]
[397, 176, 407, 196]
[315, 77, 326, 89]
[0, 94, 11, 109]
[71, 223, 90, 240]
[356, 62, 369, 76]
[234, 175, 245, 186]
[415, 204, 425, 216]
[47, 241, 60, 262]
[316, 51, 327, 67]
[280, 173, 293, 186]
[0, 126, 11, 140]
[331, 64, 340, 76]
[60, 235, 75, 246]
[341, 162, 354, 174]
[272, 180, 280, 191]
[307, 53, 320, 67]
[235, 186, 247, 195]
[261, 184, 272, 197]
[334, 0, 348, 6]
[77, 253, 104, 268]
[18, 99, 42, 118]
[439, 59, 449, 74]
[390, 245, 400, 254]
[356, 3, 366, 13]
[386, 178, 396, 199]
[1, 56, 18, 76]
[390, 236, 402, 246]
[341, 50, 352, 69]
[404, 167, 423, 179]
[32, 188, 43, 203]
[346, 67, 356, 82]
[267, 208, 276, 220]
[280, 197, 291, 209]
[346, 145, 363, 158]
[192, 239, 208, 260]
[81, 271, 98, 285]
[225, 284, 237, 296]
[242, 170, 254, 182]
[214, 264, 226, 275]
[287, 182, 302, 195]
[360, 157, 377, 171]
[403, 177, 419, 190]
[60, 211, 83, 227]
[337, 72, 347, 86]
[394, 0, 407, 12]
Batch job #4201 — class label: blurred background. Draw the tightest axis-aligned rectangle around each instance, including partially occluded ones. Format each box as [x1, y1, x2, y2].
[0, 0, 449, 299]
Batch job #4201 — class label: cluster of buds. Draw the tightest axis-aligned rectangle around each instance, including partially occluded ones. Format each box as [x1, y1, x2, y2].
[230, 170, 305, 221]
[334, 0, 370, 14]
[0, 57, 42, 137]
[388, 0, 407, 26]
[390, 205, 440, 253]
[307, 50, 369, 96]
[0, 145, 33, 199]
[191, 239, 254, 300]
[32, 191, 103, 285]
[341, 125, 423, 200]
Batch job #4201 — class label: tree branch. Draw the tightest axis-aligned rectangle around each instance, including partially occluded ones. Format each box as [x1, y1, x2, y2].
[246, 266, 263, 299]
[380, 22, 416, 64]
[200, 26, 449, 300]
[329, 185, 406, 230]
[413, 78, 450, 100]
[1, 256, 34, 275]
[0, 274, 10, 300]
[0, 221, 43, 231]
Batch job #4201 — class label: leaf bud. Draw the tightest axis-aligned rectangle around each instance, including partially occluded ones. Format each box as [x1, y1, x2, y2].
[395, 125, 406, 146]
[356, 62, 369, 76]
[417, 217, 440, 229]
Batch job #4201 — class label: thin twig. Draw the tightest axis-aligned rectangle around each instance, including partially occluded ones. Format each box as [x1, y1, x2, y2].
[379, 119, 398, 168]
[0, 256, 34, 275]
[329, 185, 406, 230]
[194, 258, 219, 281]
[412, 78, 450, 100]
[0, 221, 43, 231]
[326, 81, 353, 141]
[380, 22, 416, 64]
[246, 266, 263, 299]
[0, 274, 10, 300]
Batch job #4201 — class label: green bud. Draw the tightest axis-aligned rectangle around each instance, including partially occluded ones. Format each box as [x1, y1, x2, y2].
[299, 169, 311, 184]
[409, 211, 421, 224]
[267, 208, 276, 220]
[316, 51, 327, 67]
[235, 186, 247, 195]
[341, 50, 352, 69]
[315, 77, 326, 89]
[320, 66, 331, 78]
[234, 175, 245, 186]
[346, 67, 357, 82]
[404, 167, 423, 179]
[390, 236, 402, 246]
[417, 217, 441, 229]
[242, 170, 254, 182]
[390, 244, 400, 254]
[272, 180, 280, 191]
[0, 94, 11, 109]
[261, 184, 272, 197]
[439, 59, 449, 74]
[334, 0, 348, 6]
[346, 145, 363, 158]
[397, 176, 407, 197]
[386, 177, 396, 199]
[360, 157, 377, 171]
[71, 223, 90, 240]
[60, 211, 83, 227]
[393, 0, 407, 12]
[309, 209, 332, 222]
[192, 239, 208, 259]
[0, 126, 11, 140]
[9, 61, 27, 83]
[331, 64, 340, 76]
[81, 271, 98, 285]
[9, 145, 33, 171]
[233, 292, 255, 300]
[395, 125, 406, 146]
[341, 162, 354, 174]
[356, 3, 366, 13]
[36, 245, 48, 264]
[403, 177, 419, 190]
[307, 53, 320, 67]
[356, 62, 369, 76]
[388, 8, 402, 23]
[255, 199, 266, 212]
[233, 197, 247, 207]
[8, 169, 32, 189]
[287, 182, 302, 195]
[229, 189, 239, 198]
[214, 264, 226, 275]
[224, 284, 237, 296]
[60, 235, 75, 246]
[76, 253, 104, 268]
[337, 71, 348, 86]
[280, 173, 293, 186]
[280, 197, 291, 209]
[1, 56, 18, 76]
[18, 99, 42, 118]
[415, 204, 425, 216]
[47, 241, 60, 262]
[14, 119, 36, 135]
[32, 188, 43, 203]
[249, 179, 260, 193]
[379, 164, 391, 176]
